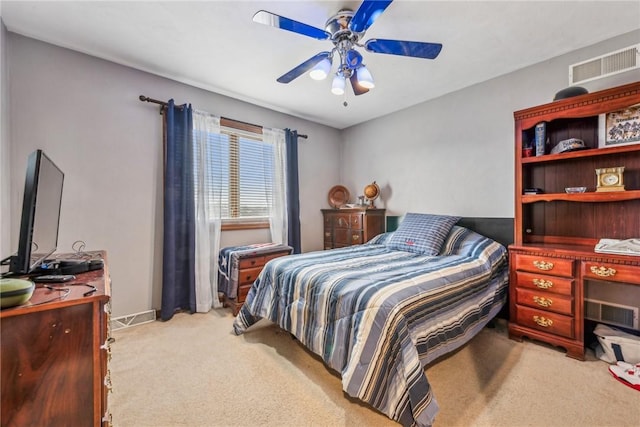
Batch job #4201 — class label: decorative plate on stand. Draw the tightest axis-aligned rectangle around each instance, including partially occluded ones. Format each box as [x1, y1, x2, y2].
[328, 185, 350, 208]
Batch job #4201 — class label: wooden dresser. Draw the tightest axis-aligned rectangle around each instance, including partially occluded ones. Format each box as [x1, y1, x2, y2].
[322, 208, 385, 249]
[509, 82, 640, 360]
[1, 251, 112, 426]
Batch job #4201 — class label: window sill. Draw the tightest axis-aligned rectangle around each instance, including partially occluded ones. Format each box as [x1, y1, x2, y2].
[221, 220, 270, 231]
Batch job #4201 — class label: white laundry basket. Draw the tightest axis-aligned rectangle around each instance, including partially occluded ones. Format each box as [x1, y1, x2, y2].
[594, 324, 640, 364]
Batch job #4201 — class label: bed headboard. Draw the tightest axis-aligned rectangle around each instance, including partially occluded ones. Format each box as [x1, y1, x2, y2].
[386, 215, 514, 248]
[457, 217, 514, 248]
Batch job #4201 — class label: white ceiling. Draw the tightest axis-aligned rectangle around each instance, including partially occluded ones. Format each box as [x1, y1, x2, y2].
[2, 1, 639, 129]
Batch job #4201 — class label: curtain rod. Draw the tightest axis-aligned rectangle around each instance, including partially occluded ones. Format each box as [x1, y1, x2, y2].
[139, 95, 308, 139]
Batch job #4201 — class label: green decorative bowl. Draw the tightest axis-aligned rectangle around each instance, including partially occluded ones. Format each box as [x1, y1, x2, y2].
[0, 278, 35, 308]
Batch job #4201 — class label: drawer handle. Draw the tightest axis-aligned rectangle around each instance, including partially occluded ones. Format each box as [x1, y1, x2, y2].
[533, 278, 553, 289]
[533, 315, 553, 328]
[352, 234, 359, 241]
[590, 265, 616, 278]
[325, 232, 331, 237]
[533, 296, 553, 308]
[533, 260, 553, 271]
[246, 275, 253, 281]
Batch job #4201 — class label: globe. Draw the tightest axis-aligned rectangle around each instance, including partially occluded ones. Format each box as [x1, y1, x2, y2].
[363, 181, 380, 207]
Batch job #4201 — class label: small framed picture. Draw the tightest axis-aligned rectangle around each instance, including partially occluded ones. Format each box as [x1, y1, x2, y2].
[599, 104, 640, 148]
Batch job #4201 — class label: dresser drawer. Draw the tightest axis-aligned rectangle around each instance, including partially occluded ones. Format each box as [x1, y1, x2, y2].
[515, 305, 574, 339]
[238, 266, 263, 285]
[515, 271, 574, 296]
[350, 214, 362, 229]
[582, 261, 640, 285]
[334, 214, 351, 229]
[514, 254, 574, 277]
[239, 256, 265, 269]
[515, 288, 573, 315]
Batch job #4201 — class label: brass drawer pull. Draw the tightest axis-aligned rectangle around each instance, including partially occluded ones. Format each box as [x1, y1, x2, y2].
[533, 315, 553, 327]
[533, 260, 554, 271]
[590, 266, 616, 278]
[533, 296, 553, 308]
[533, 278, 553, 289]
[352, 234, 360, 241]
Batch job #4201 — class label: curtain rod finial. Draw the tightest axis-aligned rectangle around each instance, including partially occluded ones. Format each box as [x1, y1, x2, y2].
[139, 95, 148, 101]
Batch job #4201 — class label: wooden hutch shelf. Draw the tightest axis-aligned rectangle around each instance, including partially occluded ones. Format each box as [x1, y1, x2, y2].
[509, 81, 640, 360]
[522, 189, 640, 203]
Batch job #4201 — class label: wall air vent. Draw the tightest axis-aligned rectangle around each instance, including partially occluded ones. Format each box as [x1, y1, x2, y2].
[569, 44, 639, 85]
[111, 309, 156, 330]
[585, 299, 639, 331]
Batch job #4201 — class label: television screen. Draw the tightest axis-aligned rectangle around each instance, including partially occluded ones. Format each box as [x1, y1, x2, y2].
[7, 150, 64, 275]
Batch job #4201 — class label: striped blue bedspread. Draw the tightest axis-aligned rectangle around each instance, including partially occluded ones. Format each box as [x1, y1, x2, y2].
[233, 226, 509, 427]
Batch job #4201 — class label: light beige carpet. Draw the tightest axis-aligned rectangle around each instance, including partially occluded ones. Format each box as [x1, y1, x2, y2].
[109, 310, 640, 427]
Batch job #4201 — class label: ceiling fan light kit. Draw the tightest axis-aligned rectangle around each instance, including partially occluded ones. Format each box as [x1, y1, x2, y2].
[331, 74, 346, 95]
[310, 57, 332, 80]
[356, 66, 375, 89]
[253, 0, 442, 98]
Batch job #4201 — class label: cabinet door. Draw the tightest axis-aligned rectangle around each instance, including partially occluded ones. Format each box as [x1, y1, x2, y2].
[1, 304, 95, 426]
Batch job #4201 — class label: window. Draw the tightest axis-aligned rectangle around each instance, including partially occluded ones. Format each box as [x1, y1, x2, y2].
[194, 119, 274, 229]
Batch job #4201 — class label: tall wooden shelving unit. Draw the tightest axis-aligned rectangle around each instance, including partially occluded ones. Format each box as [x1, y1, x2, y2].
[508, 82, 640, 359]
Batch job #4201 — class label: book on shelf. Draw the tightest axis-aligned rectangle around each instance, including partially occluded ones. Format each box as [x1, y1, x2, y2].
[534, 122, 546, 156]
[523, 188, 543, 195]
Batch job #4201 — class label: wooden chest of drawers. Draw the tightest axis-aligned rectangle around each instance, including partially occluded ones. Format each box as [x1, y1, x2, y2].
[221, 246, 292, 315]
[509, 251, 582, 358]
[321, 208, 385, 249]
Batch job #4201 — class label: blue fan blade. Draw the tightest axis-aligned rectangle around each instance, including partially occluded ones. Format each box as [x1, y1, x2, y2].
[365, 39, 442, 59]
[350, 0, 393, 33]
[253, 10, 330, 40]
[277, 52, 332, 84]
[349, 73, 369, 96]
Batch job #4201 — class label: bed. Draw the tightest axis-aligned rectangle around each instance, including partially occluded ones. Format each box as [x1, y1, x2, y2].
[232, 214, 512, 427]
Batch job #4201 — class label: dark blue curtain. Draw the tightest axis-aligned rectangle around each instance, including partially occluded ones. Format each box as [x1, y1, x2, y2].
[285, 129, 302, 254]
[161, 100, 196, 321]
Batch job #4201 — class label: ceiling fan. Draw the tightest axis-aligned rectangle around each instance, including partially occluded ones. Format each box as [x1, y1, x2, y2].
[252, 0, 442, 98]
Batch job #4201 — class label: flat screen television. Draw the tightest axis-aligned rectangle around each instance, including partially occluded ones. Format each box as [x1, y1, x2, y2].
[2, 149, 64, 276]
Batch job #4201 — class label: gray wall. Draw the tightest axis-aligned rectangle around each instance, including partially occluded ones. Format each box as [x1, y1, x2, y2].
[4, 33, 341, 317]
[341, 30, 640, 217]
[3, 26, 639, 319]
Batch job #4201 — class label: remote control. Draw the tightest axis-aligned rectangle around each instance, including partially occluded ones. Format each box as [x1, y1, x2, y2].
[33, 274, 76, 283]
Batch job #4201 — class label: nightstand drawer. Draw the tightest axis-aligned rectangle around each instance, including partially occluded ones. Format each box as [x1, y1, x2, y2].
[516, 305, 574, 339]
[265, 251, 290, 263]
[514, 254, 574, 277]
[516, 288, 573, 315]
[237, 284, 252, 301]
[515, 271, 574, 296]
[239, 256, 265, 269]
[582, 262, 640, 285]
[238, 266, 263, 285]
